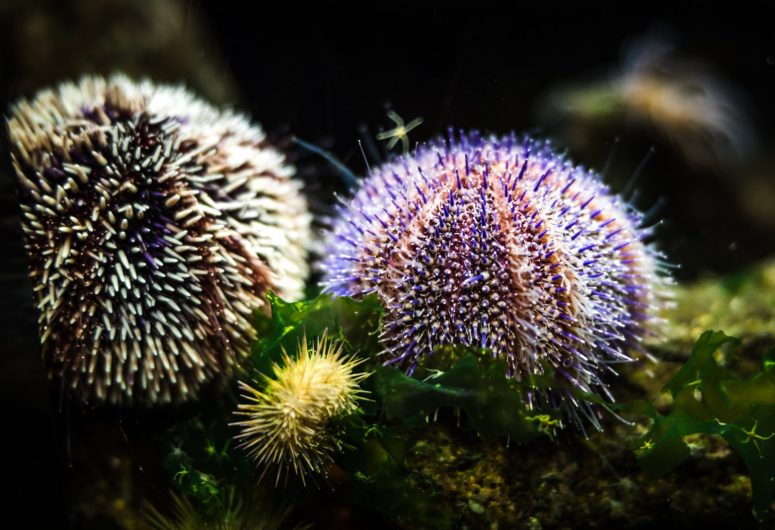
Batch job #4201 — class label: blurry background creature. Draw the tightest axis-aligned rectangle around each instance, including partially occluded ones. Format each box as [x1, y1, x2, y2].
[143, 487, 297, 530]
[536, 25, 775, 283]
[539, 27, 757, 173]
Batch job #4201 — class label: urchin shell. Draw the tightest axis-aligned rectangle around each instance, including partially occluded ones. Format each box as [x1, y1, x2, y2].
[320, 131, 668, 424]
[7, 74, 311, 404]
[232, 334, 366, 485]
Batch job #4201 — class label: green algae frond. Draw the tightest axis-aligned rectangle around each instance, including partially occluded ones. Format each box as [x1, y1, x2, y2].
[633, 330, 775, 522]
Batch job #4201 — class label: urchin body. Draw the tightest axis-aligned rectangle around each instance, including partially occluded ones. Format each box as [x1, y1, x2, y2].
[7, 75, 311, 404]
[233, 335, 366, 485]
[321, 132, 667, 422]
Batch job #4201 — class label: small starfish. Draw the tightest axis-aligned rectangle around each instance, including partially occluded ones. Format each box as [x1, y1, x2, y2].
[717, 418, 774, 458]
[376, 111, 423, 153]
[737, 419, 774, 458]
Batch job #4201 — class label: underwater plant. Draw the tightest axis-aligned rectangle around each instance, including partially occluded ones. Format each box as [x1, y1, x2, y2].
[6, 74, 311, 404]
[633, 330, 775, 522]
[320, 131, 670, 427]
[232, 332, 368, 485]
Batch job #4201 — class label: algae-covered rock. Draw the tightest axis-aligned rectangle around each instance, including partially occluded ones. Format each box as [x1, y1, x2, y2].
[654, 259, 775, 357]
[403, 421, 754, 529]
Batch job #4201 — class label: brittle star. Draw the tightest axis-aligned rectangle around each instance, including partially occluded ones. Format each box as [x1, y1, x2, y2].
[376, 111, 423, 153]
[717, 418, 774, 458]
[736, 419, 774, 458]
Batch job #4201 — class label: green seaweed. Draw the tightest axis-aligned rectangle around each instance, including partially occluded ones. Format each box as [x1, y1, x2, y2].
[375, 355, 549, 441]
[633, 330, 775, 522]
[160, 413, 306, 526]
[162, 417, 244, 516]
[338, 425, 454, 529]
[249, 292, 383, 382]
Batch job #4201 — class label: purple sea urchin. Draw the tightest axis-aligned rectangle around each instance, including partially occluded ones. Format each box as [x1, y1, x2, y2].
[321, 132, 669, 424]
[7, 75, 311, 404]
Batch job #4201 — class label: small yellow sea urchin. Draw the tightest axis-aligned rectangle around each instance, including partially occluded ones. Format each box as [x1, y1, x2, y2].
[6, 74, 311, 404]
[232, 333, 367, 485]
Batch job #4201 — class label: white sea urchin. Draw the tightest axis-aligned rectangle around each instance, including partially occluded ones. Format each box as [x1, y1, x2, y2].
[7, 74, 311, 404]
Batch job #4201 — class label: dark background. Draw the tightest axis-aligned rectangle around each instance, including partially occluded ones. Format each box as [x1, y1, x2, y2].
[0, 2, 773, 527]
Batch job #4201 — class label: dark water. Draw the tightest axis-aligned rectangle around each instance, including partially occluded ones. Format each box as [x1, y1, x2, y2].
[0, 2, 773, 528]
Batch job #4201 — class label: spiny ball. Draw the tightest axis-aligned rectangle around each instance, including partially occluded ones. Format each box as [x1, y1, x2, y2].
[320, 131, 668, 424]
[232, 333, 367, 485]
[7, 74, 311, 404]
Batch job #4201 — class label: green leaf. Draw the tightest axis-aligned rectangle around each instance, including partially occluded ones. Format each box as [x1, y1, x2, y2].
[633, 330, 775, 522]
[249, 292, 382, 380]
[662, 330, 738, 401]
[721, 406, 775, 522]
[375, 355, 546, 442]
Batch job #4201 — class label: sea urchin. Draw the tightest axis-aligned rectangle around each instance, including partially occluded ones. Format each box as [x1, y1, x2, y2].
[320, 131, 668, 425]
[232, 332, 367, 485]
[7, 74, 311, 404]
